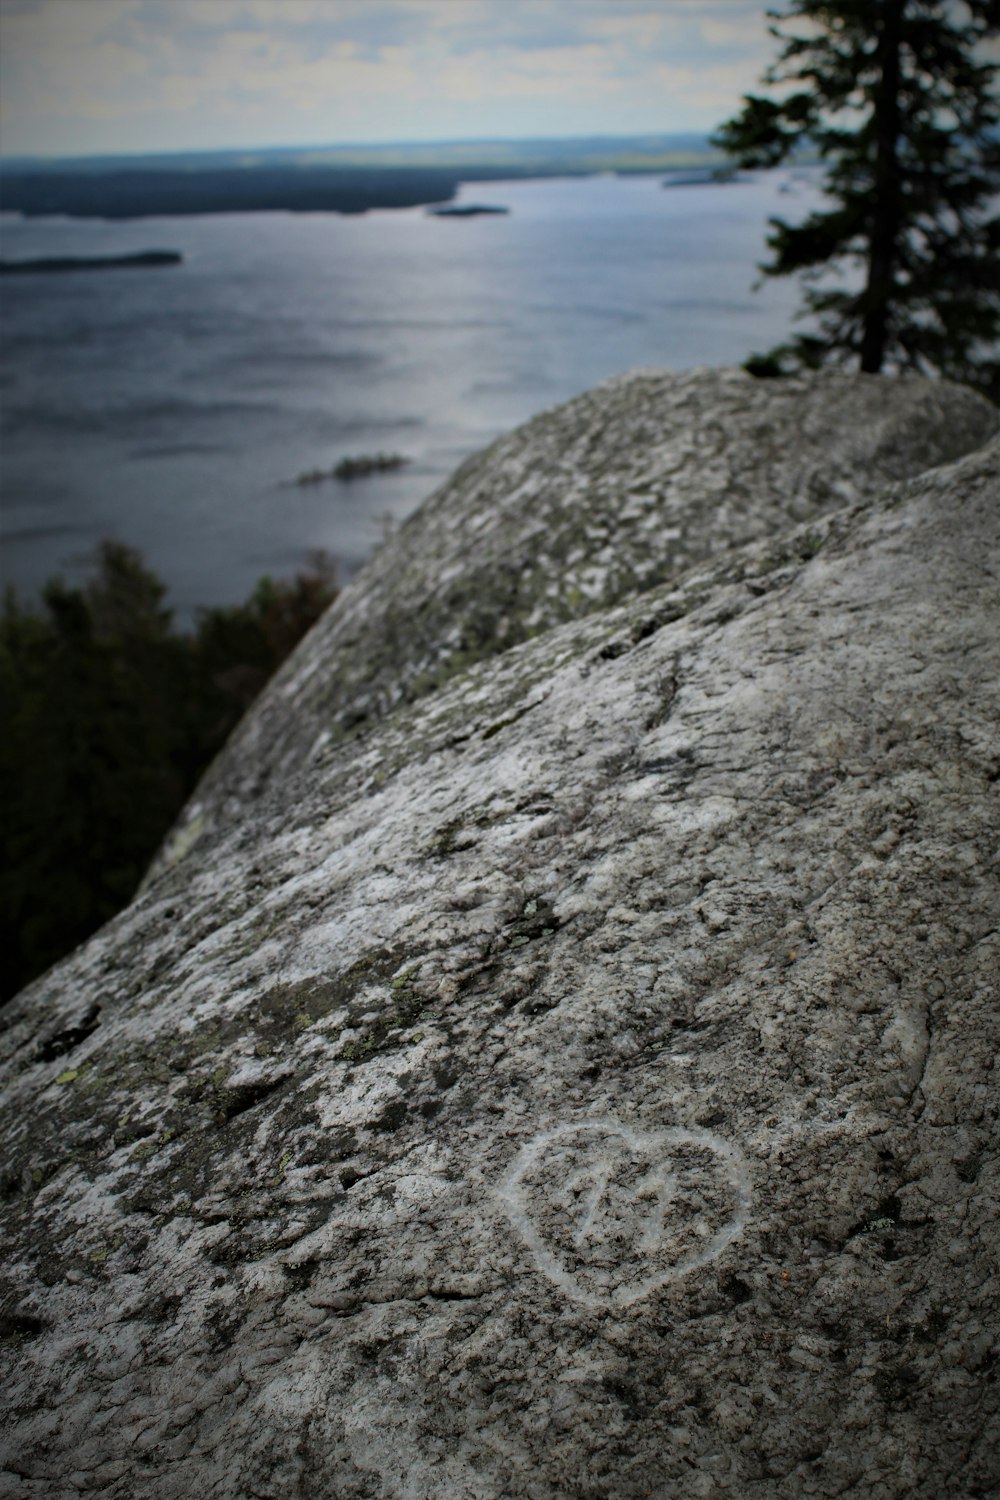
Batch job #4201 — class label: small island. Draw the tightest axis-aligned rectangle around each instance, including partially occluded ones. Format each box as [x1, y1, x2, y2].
[661, 167, 739, 187]
[428, 204, 510, 218]
[0, 250, 183, 274]
[293, 453, 409, 486]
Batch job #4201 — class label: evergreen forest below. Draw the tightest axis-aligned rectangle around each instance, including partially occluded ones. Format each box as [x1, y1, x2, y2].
[1, 544, 337, 1002]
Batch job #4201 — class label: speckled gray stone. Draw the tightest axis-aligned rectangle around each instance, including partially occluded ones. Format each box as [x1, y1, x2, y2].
[153, 365, 997, 868]
[0, 373, 998, 1500]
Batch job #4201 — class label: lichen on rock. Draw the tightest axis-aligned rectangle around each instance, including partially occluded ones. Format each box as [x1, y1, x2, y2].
[151, 364, 997, 870]
[1, 370, 998, 1499]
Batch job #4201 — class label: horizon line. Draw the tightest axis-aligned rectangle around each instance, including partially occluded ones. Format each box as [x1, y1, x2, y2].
[0, 128, 719, 169]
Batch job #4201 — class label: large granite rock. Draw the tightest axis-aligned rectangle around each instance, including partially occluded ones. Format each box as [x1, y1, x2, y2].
[1, 372, 998, 1500]
[155, 365, 997, 864]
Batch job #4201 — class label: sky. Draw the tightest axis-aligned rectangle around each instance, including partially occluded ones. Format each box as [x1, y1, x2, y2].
[0, 0, 774, 159]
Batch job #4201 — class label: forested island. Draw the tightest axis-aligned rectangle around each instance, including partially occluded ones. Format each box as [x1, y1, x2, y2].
[293, 453, 409, 484]
[0, 250, 182, 273]
[661, 166, 740, 186]
[429, 204, 510, 217]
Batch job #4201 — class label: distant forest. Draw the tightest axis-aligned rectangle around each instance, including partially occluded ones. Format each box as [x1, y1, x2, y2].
[0, 134, 723, 219]
[1, 544, 338, 1002]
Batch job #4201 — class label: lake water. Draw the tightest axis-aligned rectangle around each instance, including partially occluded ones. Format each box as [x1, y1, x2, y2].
[0, 169, 824, 616]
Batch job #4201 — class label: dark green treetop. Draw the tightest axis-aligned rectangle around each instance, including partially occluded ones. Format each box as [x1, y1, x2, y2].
[0, 543, 338, 1002]
[714, 0, 1000, 397]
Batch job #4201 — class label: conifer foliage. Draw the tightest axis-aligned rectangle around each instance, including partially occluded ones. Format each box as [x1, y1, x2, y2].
[1, 543, 337, 1002]
[714, 0, 1000, 396]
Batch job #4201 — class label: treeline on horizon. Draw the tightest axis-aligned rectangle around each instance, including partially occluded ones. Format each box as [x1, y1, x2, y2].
[1, 543, 337, 1003]
[0, 166, 462, 220]
[0, 134, 728, 219]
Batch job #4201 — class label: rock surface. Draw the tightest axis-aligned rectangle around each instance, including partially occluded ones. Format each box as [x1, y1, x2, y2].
[1, 371, 999, 1500]
[156, 365, 997, 866]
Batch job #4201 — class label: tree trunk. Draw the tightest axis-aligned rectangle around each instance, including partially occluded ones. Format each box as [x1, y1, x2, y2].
[860, 0, 906, 373]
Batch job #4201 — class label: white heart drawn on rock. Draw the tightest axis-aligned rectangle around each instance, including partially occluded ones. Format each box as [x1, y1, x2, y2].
[497, 1120, 751, 1309]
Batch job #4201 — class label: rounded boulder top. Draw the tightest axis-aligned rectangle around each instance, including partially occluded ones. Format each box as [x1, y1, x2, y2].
[1, 369, 998, 1500]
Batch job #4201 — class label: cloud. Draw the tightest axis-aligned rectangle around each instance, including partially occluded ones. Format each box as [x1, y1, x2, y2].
[701, 14, 772, 51]
[0, 0, 771, 156]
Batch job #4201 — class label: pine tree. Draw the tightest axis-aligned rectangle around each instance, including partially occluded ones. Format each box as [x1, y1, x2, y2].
[714, 0, 1000, 398]
[0, 544, 338, 1000]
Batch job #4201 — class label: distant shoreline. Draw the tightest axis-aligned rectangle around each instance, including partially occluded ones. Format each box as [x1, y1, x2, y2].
[0, 134, 733, 221]
[0, 167, 460, 221]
